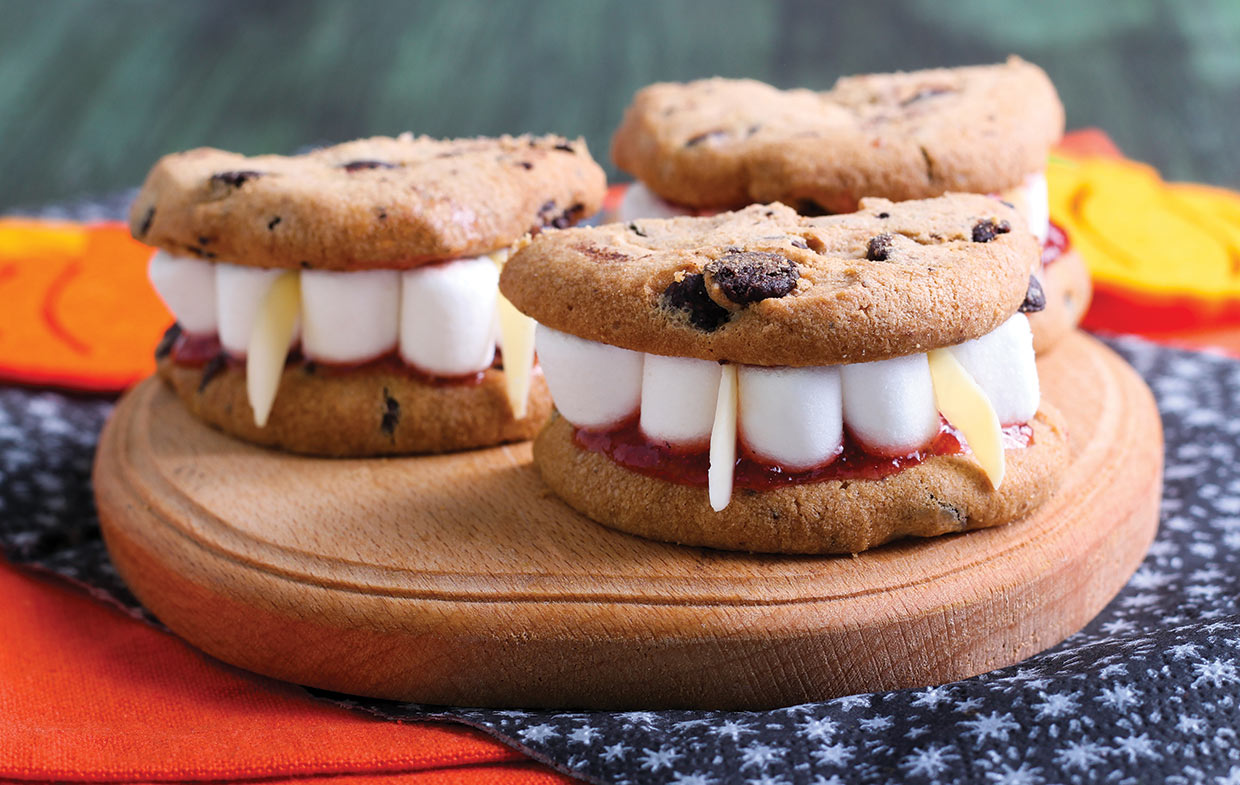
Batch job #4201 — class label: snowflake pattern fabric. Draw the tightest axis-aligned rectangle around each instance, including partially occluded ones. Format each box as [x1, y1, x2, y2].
[3, 336, 1240, 785]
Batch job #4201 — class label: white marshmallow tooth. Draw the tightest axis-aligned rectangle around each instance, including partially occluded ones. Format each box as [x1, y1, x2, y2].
[639, 354, 722, 448]
[947, 313, 1039, 426]
[148, 250, 217, 334]
[399, 255, 499, 377]
[841, 354, 940, 456]
[300, 269, 399, 363]
[535, 324, 644, 430]
[737, 365, 843, 470]
[216, 263, 300, 357]
[614, 182, 693, 223]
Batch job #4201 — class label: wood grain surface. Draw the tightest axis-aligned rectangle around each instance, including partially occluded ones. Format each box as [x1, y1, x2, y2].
[94, 331, 1162, 710]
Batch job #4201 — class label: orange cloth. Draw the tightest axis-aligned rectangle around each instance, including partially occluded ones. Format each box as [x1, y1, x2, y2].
[0, 564, 571, 783]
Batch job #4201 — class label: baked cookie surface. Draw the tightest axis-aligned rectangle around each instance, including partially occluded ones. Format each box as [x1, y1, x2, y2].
[157, 356, 551, 457]
[500, 195, 1039, 365]
[535, 405, 1068, 554]
[612, 57, 1063, 211]
[130, 134, 607, 270]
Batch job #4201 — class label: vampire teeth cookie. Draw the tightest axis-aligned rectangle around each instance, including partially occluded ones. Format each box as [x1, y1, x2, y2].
[610, 56, 1089, 353]
[500, 195, 1068, 554]
[133, 134, 607, 456]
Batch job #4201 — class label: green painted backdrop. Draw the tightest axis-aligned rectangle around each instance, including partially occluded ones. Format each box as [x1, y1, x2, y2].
[2, 0, 1238, 212]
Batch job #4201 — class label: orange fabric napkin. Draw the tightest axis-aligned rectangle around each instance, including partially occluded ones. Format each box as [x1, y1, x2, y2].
[0, 563, 571, 783]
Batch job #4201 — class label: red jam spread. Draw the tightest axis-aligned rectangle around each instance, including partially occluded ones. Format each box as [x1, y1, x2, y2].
[1042, 220, 1070, 267]
[166, 328, 491, 386]
[574, 418, 1034, 490]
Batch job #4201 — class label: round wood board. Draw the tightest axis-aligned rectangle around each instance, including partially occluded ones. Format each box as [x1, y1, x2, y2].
[94, 332, 1162, 710]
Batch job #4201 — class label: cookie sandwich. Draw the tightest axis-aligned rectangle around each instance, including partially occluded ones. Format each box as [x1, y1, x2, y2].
[500, 195, 1068, 554]
[611, 57, 1089, 353]
[132, 134, 606, 456]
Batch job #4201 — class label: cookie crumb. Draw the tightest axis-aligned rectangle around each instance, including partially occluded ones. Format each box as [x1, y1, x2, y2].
[1018, 275, 1046, 313]
[866, 233, 895, 261]
[704, 251, 799, 306]
[971, 218, 1012, 243]
[662, 273, 730, 331]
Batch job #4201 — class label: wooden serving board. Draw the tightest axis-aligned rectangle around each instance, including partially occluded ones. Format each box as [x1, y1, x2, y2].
[95, 332, 1162, 710]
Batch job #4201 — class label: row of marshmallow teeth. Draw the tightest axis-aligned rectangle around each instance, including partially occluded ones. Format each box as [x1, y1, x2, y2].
[149, 249, 537, 425]
[536, 313, 1039, 510]
[616, 171, 1051, 245]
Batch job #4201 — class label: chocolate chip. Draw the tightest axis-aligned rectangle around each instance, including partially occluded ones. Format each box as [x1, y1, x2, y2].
[866, 233, 895, 261]
[267, 216, 282, 230]
[877, 212, 890, 219]
[376, 208, 388, 221]
[380, 389, 401, 436]
[662, 273, 730, 331]
[154, 323, 182, 360]
[538, 200, 584, 230]
[300, 261, 311, 269]
[341, 160, 398, 172]
[704, 251, 799, 305]
[516, 161, 534, 170]
[972, 218, 1012, 243]
[685, 130, 726, 147]
[199, 354, 226, 393]
[1018, 275, 1046, 313]
[197, 235, 211, 245]
[137, 207, 155, 237]
[553, 142, 575, 153]
[795, 199, 830, 217]
[303, 361, 317, 376]
[210, 170, 263, 188]
[628, 222, 648, 238]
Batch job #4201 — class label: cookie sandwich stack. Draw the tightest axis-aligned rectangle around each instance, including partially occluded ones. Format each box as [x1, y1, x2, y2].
[611, 56, 1089, 353]
[501, 195, 1068, 554]
[132, 134, 606, 455]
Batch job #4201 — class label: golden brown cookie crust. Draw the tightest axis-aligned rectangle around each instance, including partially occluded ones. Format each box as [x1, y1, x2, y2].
[1030, 249, 1092, 354]
[534, 405, 1068, 554]
[157, 357, 551, 456]
[130, 135, 607, 271]
[612, 57, 1063, 211]
[501, 196, 1039, 365]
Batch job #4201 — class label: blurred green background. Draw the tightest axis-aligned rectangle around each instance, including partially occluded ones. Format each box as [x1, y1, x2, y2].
[3, 0, 1238, 212]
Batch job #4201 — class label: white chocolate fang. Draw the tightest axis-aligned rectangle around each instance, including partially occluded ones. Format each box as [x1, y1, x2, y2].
[927, 348, 1005, 489]
[708, 365, 739, 512]
[246, 271, 300, 428]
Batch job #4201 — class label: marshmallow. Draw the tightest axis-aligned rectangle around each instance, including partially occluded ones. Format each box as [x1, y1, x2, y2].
[841, 353, 940, 455]
[947, 314, 1039, 425]
[216, 263, 298, 357]
[737, 365, 843, 469]
[300, 269, 399, 363]
[399, 255, 498, 376]
[535, 325, 644, 429]
[1022, 171, 1050, 245]
[615, 182, 693, 223]
[640, 354, 722, 448]
[148, 250, 217, 334]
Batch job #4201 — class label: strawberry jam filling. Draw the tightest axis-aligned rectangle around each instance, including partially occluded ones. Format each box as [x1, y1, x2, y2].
[1042, 220, 1070, 267]
[574, 418, 1033, 490]
[162, 325, 491, 386]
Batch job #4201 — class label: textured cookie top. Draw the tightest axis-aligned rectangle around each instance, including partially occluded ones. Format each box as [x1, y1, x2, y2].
[129, 134, 608, 270]
[500, 194, 1038, 365]
[611, 57, 1063, 212]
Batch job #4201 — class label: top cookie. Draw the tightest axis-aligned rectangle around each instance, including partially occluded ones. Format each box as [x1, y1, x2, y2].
[500, 194, 1038, 366]
[130, 134, 608, 271]
[611, 57, 1063, 212]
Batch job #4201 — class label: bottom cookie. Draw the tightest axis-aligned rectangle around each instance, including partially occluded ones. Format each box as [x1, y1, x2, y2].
[533, 405, 1069, 554]
[158, 357, 551, 457]
[1029, 249, 1092, 354]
